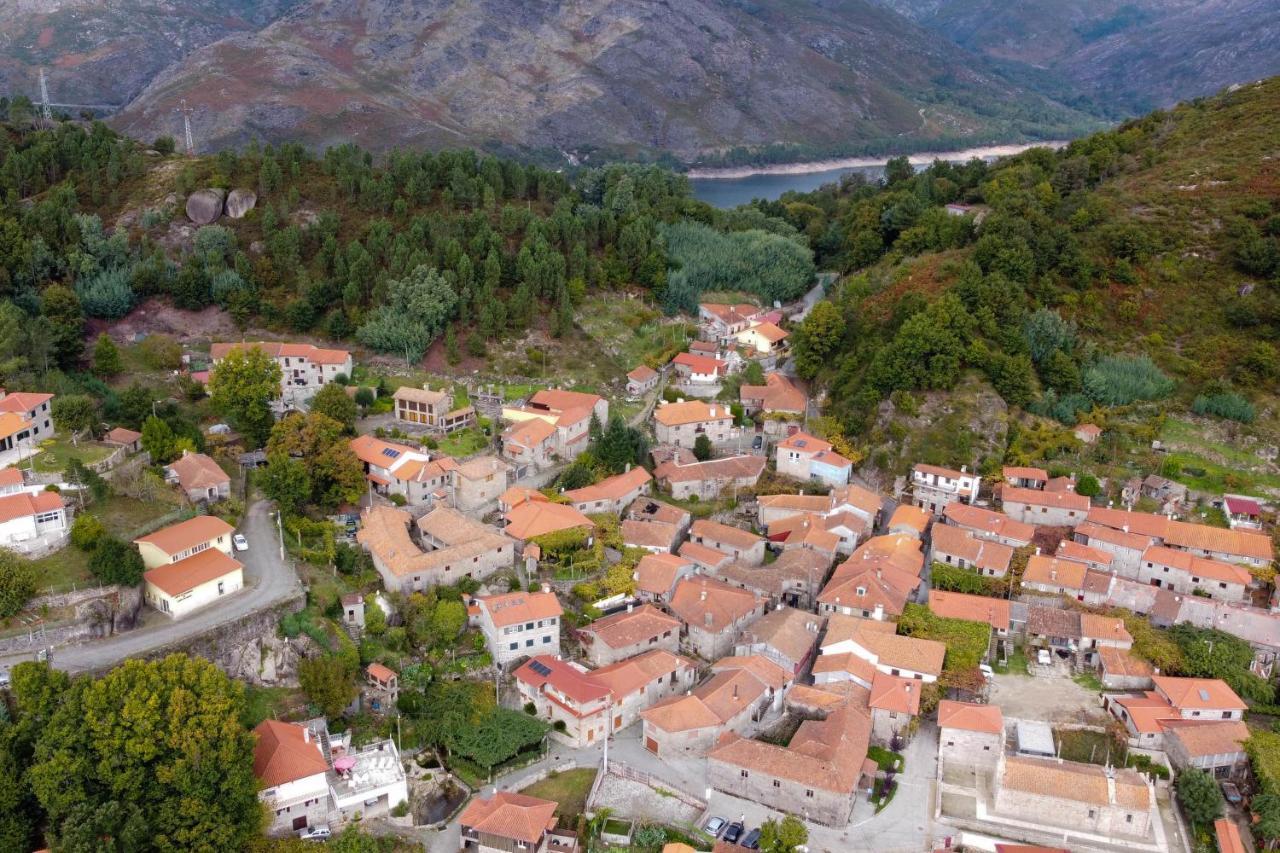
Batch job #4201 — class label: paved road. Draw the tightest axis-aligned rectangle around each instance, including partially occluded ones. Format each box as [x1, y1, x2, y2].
[1, 500, 303, 674]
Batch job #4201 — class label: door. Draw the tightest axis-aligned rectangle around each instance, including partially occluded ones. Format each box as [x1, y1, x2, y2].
[645, 736, 658, 753]
[292, 817, 307, 831]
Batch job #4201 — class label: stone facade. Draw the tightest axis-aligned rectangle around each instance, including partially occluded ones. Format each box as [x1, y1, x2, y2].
[939, 726, 1003, 772]
[705, 758, 854, 827]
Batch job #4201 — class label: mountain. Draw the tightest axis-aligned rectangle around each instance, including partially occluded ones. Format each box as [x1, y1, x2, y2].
[0, 0, 301, 110]
[106, 0, 1095, 162]
[872, 0, 1280, 113]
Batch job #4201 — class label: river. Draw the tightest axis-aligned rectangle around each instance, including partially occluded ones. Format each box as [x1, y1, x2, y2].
[688, 141, 1066, 208]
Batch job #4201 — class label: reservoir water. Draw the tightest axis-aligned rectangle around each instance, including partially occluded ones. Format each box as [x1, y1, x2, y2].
[688, 141, 1065, 208]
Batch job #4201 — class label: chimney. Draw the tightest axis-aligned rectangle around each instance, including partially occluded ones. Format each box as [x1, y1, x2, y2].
[541, 582, 551, 594]
[627, 603, 634, 613]
[873, 603, 884, 620]
[701, 589, 707, 601]
[1035, 546, 1041, 555]
[303, 727, 311, 743]
[625, 462, 631, 472]
[705, 612, 713, 627]
[1050, 570, 1057, 581]
[1123, 525, 1129, 533]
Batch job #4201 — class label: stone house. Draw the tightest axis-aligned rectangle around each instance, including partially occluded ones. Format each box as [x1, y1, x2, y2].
[1164, 720, 1250, 779]
[1087, 506, 1273, 569]
[1055, 539, 1116, 574]
[459, 792, 578, 853]
[501, 389, 607, 464]
[165, 450, 231, 503]
[640, 656, 785, 757]
[732, 605, 821, 677]
[1022, 555, 1087, 599]
[739, 372, 806, 416]
[1138, 545, 1251, 603]
[358, 505, 513, 593]
[564, 466, 652, 515]
[672, 351, 728, 385]
[253, 720, 331, 836]
[1073, 521, 1151, 577]
[632, 552, 695, 603]
[993, 754, 1152, 840]
[452, 456, 512, 512]
[349, 434, 457, 506]
[870, 671, 923, 743]
[652, 400, 735, 448]
[698, 302, 763, 342]
[938, 700, 1005, 773]
[815, 614, 945, 684]
[626, 365, 660, 397]
[1000, 485, 1090, 527]
[577, 604, 682, 667]
[392, 386, 475, 434]
[621, 518, 682, 553]
[501, 416, 558, 470]
[716, 548, 831, 611]
[1002, 466, 1048, 490]
[653, 454, 766, 501]
[930, 523, 1014, 577]
[689, 519, 766, 566]
[943, 502, 1034, 548]
[668, 575, 767, 660]
[103, 426, 143, 454]
[1105, 676, 1247, 750]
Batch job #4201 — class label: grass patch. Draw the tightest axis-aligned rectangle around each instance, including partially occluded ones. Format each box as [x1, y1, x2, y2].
[28, 437, 114, 474]
[1055, 728, 1125, 766]
[1073, 671, 1104, 692]
[241, 686, 305, 728]
[994, 646, 1030, 676]
[434, 428, 491, 458]
[29, 495, 183, 593]
[519, 767, 597, 820]
[868, 744, 905, 772]
[576, 293, 695, 374]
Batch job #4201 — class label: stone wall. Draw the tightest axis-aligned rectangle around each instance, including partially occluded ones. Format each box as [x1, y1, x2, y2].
[992, 780, 1151, 839]
[940, 727, 1003, 772]
[707, 755, 852, 826]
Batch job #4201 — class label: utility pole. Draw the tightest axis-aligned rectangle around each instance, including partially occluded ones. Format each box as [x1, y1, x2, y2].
[177, 99, 195, 155]
[38, 69, 52, 122]
[276, 509, 285, 562]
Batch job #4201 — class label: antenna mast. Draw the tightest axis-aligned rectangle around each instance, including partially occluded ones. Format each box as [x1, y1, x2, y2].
[38, 69, 52, 121]
[178, 99, 195, 155]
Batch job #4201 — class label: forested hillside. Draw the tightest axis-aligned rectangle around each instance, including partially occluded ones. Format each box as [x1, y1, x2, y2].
[775, 78, 1280, 483]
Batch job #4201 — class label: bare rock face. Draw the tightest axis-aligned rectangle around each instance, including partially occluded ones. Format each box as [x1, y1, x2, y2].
[113, 586, 144, 633]
[185, 188, 226, 225]
[222, 631, 316, 686]
[225, 188, 257, 219]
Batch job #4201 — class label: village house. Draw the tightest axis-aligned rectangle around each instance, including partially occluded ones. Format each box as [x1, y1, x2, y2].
[698, 302, 763, 342]
[0, 390, 54, 466]
[515, 651, 697, 749]
[930, 523, 1014, 577]
[705, 683, 872, 827]
[633, 553, 696, 604]
[501, 388, 607, 464]
[1105, 676, 1247, 750]
[815, 616, 946, 684]
[757, 485, 882, 554]
[103, 426, 143, 454]
[992, 754, 1152, 840]
[500, 416, 557, 470]
[1087, 506, 1274, 568]
[668, 575, 768, 659]
[626, 495, 691, 533]
[1142, 474, 1189, 509]
[253, 720, 332, 836]
[621, 517, 682, 553]
[817, 534, 925, 620]
[0, 467, 23, 496]
[1003, 466, 1048, 490]
[733, 605, 821, 677]
[679, 540, 734, 572]
[135, 516, 244, 618]
[870, 670, 924, 743]
[1223, 494, 1264, 530]
[350, 434, 457, 505]
[938, 700, 1005, 774]
[1055, 539, 1115, 573]
[739, 372, 806, 417]
[1138, 545, 1252, 603]
[502, 500, 594, 547]
[165, 450, 231, 503]
[654, 453, 765, 501]
[1021, 554, 1087, 599]
[452, 455, 512, 512]
[888, 504, 931, 539]
[671, 352, 728, 385]
[928, 591, 1011, 659]
[912, 464, 980, 514]
[1096, 644, 1155, 691]
[640, 655, 788, 757]
[689, 519, 766, 566]
[1073, 521, 1151, 577]
[734, 321, 789, 355]
[773, 431, 852, 487]
[943, 502, 1034, 548]
[577, 604, 682, 666]
[1164, 720, 1250, 779]
[459, 792, 578, 853]
[764, 514, 841, 559]
[1074, 423, 1103, 443]
[652, 400, 735, 448]
[470, 589, 564, 665]
[1000, 485, 1090, 526]
[391, 385, 475, 434]
[564, 466, 652, 515]
[357, 504, 513, 593]
[0, 489, 68, 555]
[626, 365, 660, 398]
[716, 549, 830, 611]
[210, 342, 352, 408]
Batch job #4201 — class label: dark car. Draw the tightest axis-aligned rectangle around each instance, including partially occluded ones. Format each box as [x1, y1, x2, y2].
[723, 822, 745, 844]
[1222, 781, 1244, 805]
[752, 434, 763, 450]
[742, 827, 762, 849]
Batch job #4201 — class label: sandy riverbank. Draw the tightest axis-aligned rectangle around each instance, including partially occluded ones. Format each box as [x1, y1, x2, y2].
[686, 141, 1069, 180]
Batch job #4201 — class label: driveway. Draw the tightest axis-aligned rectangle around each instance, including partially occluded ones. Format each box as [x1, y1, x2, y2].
[1, 500, 302, 674]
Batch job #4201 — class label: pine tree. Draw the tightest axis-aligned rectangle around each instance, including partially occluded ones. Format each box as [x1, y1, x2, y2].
[91, 333, 122, 378]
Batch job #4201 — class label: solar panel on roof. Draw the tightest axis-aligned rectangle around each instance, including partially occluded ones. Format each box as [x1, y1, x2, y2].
[1198, 688, 1210, 701]
[530, 661, 552, 676]
[382, 448, 401, 459]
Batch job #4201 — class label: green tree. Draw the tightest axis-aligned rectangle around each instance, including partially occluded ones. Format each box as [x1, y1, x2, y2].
[140, 415, 177, 463]
[208, 346, 282, 448]
[152, 136, 176, 155]
[791, 300, 844, 379]
[70, 514, 106, 551]
[92, 333, 123, 378]
[1254, 791, 1280, 842]
[309, 383, 358, 433]
[40, 284, 86, 367]
[592, 415, 649, 474]
[354, 387, 375, 410]
[356, 266, 458, 362]
[266, 413, 364, 509]
[431, 599, 467, 643]
[759, 815, 809, 853]
[259, 454, 312, 516]
[88, 538, 146, 586]
[28, 655, 262, 852]
[1075, 474, 1102, 497]
[0, 549, 37, 617]
[298, 655, 357, 719]
[1175, 768, 1223, 826]
[693, 433, 713, 461]
[52, 394, 96, 437]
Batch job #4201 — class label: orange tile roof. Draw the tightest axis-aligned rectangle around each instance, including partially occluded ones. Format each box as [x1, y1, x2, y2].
[253, 720, 329, 787]
[0, 467, 22, 488]
[653, 400, 734, 427]
[1002, 466, 1049, 482]
[869, 671, 923, 714]
[672, 352, 727, 376]
[0, 391, 52, 414]
[579, 604, 681, 649]
[943, 502, 1034, 544]
[1023, 554, 1088, 591]
[621, 518, 680, 549]
[528, 389, 602, 413]
[500, 486, 548, 510]
[756, 493, 830, 514]
[564, 466, 652, 505]
[700, 302, 760, 325]
[710, 654, 792, 691]
[1097, 645, 1153, 679]
[475, 591, 563, 629]
[0, 490, 63, 523]
[1089, 507, 1273, 561]
[1079, 613, 1133, 644]
[1141, 545, 1253, 586]
[592, 649, 695, 699]
[211, 341, 350, 365]
[1075, 521, 1153, 552]
[691, 518, 763, 551]
[514, 655, 609, 705]
[104, 426, 142, 445]
[1001, 755, 1149, 810]
[1001, 485, 1090, 511]
[503, 416, 558, 448]
[852, 625, 946, 676]
[627, 365, 658, 382]
[678, 540, 733, 569]
[740, 321, 788, 343]
[1153, 676, 1246, 711]
[167, 452, 229, 491]
[633, 552, 692, 595]
[914, 463, 971, 480]
[811, 650, 878, 683]
[1165, 720, 1249, 759]
[776, 431, 833, 453]
[820, 612, 896, 649]
[669, 576, 763, 633]
[0, 412, 32, 441]
[888, 504, 931, 536]
[134, 515, 234, 556]
[655, 454, 766, 485]
[367, 662, 397, 683]
[144, 547, 242, 597]
[927, 590, 1011, 632]
[938, 700, 1004, 734]
[1056, 539, 1114, 567]
[738, 606, 820, 664]
[1216, 819, 1247, 853]
[458, 792, 558, 846]
[930, 524, 1014, 574]
[504, 501, 594, 540]
[642, 665, 770, 733]
[818, 569, 910, 617]
[739, 372, 806, 413]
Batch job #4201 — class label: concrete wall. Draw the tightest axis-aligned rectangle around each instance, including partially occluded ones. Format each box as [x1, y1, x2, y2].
[1137, 561, 1247, 603]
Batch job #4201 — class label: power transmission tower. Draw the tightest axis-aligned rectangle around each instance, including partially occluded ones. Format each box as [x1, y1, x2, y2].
[38, 68, 52, 121]
[177, 99, 195, 155]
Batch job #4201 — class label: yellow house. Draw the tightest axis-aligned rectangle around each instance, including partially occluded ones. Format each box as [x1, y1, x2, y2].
[734, 321, 789, 354]
[134, 515, 243, 618]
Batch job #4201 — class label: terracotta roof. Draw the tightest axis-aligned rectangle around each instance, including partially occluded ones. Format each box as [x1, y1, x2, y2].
[1000, 755, 1149, 810]
[776, 431, 832, 453]
[458, 792, 558, 846]
[1001, 485, 1090, 512]
[943, 502, 1034, 545]
[1089, 508, 1273, 561]
[740, 321, 788, 344]
[253, 720, 329, 787]
[392, 386, 449, 405]
[821, 612, 896, 649]
[818, 569, 910, 618]
[835, 534, 924, 580]
[1216, 818, 1247, 853]
[1075, 521, 1153, 552]
[0, 490, 63, 523]
[1153, 676, 1246, 711]
[455, 455, 511, 481]
[501, 486, 548, 510]
[739, 373, 805, 413]
[888, 504, 931, 536]
[580, 604, 680, 649]
[0, 467, 22, 488]
[0, 391, 53, 414]
[474, 591, 563, 629]
[851, 626, 946, 677]
[621, 519, 680, 549]
[914, 463, 970, 480]
[830, 484, 884, 518]
[625, 496, 690, 526]
[710, 654, 792, 691]
[367, 662, 397, 683]
[678, 540, 733, 570]
[167, 452, 229, 491]
[927, 590, 1011, 632]
[930, 524, 1014, 574]
[655, 454, 766, 485]
[938, 700, 1004, 735]
[668, 576, 763, 633]
[700, 302, 760, 325]
[1097, 645, 1153, 679]
[1080, 613, 1133, 644]
[869, 671, 923, 715]
[756, 493, 831, 514]
[1002, 466, 1048, 482]
[134, 515, 235, 556]
[359, 505, 510, 577]
[716, 549, 830, 598]
[144, 547, 242, 597]
[653, 400, 733, 427]
[564, 466, 652, 505]
[592, 649, 696, 699]
[691, 519, 763, 551]
[633, 552, 692, 595]
[1026, 605, 1081, 639]
[672, 352, 727, 376]
[811, 650, 878, 684]
[104, 426, 142, 445]
[1023, 555, 1088, 591]
[211, 341, 350, 365]
[504, 501, 593, 540]
[514, 655, 609, 705]
[1056, 539, 1114, 567]
[738, 606, 820, 664]
[503, 416, 557, 448]
[527, 389, 603, 413]
[627, 365, 659, 383]
[1141, 545, 1252, 587]
[642, 665, 770, 732]
[1165, 720, 1249, 759]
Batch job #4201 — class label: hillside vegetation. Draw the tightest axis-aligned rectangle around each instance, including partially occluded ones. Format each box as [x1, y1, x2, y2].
[774, 77, 1280, 483]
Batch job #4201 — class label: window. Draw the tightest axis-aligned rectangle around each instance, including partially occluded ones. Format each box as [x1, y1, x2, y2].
[1126, 814, 1133, 824]
[805, 789, 814, 798]
[543, 636, 552, 644]
[509, 642, 518, 650]
[525, 639, 534, 647]
[740, 770, 749, 778]
[772, 780, 781, 788]
[1088, 809, 1096, 819]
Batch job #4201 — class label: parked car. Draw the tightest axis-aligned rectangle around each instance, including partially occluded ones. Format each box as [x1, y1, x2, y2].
[298, 824, 331, 841]
[752, 434, 763, 450]
[703, 816, 727, 837]
[0, 668, 10, 689]
[742, 827, 762, 848]
[232, 533, 249, 552]
[724, 822, 745, 844]
[1222, 781, 1244, 805]
[1036, 649, 1052, 666]
[979, 663, 994, 680]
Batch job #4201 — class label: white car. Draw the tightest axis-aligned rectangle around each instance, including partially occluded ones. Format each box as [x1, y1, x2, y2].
[978, 663, 994, 680]
[299, 825, 331, 841]
[232, 534, 249, 552]
[1037, 648, 1052, 666]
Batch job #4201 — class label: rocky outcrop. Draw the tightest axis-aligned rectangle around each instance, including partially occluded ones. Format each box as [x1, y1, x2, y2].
[225, 188, 257, 219]
[185, 188, 226, 224]
[222, 630, 318, 686]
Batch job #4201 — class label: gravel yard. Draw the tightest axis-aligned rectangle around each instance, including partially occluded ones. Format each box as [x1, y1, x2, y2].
[589, 772, 702, 826]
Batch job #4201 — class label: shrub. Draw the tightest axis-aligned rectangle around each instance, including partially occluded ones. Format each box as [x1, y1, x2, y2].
[388, 493, 406, 507]
[138, 334, 183, 369]
[1075, 474, 1102, 497]
[70, 514, 107, 551]
[1192, 392, 1255, 423]
[1083, 354, 1174, 406]
[75, 267, 134, 318]
[523, 702, 537, 715]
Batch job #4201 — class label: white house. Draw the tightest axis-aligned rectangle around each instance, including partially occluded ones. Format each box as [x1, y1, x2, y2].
[470, 589, 563, 665]
[0, 490, 68, 554]
[912, 463, 980, 514]
[254, 720, 332, 836]
[0, 390, 54, 466]
[135, 515, 244, 618]
[774, 431, 851, 487]
[210, 341, 352, 408]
